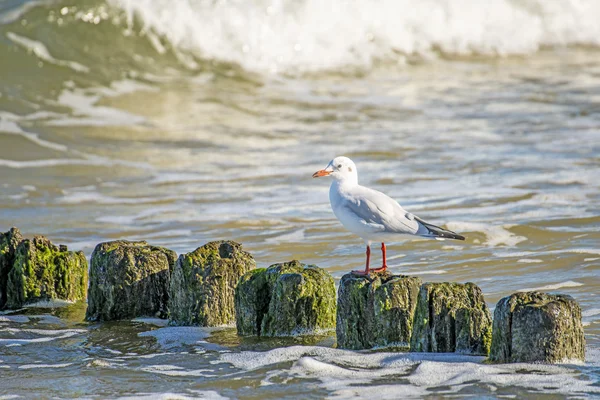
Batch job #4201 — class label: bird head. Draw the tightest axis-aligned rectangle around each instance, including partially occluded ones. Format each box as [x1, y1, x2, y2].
[313, 156, 358, 182]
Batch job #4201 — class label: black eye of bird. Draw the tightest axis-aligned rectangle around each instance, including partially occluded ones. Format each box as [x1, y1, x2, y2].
[337, 164, 342, 168]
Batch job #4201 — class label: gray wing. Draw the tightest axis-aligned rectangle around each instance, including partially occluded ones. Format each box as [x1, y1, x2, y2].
[342, 186, 424, 235]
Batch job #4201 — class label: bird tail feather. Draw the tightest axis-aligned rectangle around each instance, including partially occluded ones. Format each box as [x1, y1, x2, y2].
[414, 216, 465, 241]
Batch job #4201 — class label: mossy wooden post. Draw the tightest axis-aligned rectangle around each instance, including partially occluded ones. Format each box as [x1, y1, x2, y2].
[336, 272, 422, 350]
[235, 269, 270, 336]
[5, 235, 88, 309]
[0, 227, 23, 309]
[235, 260, 336, 337]
[489, 291, 585, 363]
[85, 240, 176, 321]
[410, 282, 492, 355]
[168, 241, 255, 326]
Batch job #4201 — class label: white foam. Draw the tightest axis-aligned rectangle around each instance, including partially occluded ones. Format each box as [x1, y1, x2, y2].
[3, 327, 85, 336]
[327, 384, 428, 399]
[518, 280, 584, 292]
[385, 254, 406, 261]
[116, 392, 228, 400]
[290, 356, 418, 396]
[0, 112, 68, 152]
[221, 346, 600, 397]
[6, 32, 89, 73]
[406, 269, 447, 275]
[219, 345, 482, 371]
[23, 299, 74, 308]
[138, 327, 211, 348]
[18, 363, 73, 369]
[446, 222, 526, 247]
[0, 156, 151, 170]
[0, 328, 85, 346]
[582, 308, 600, 327]
[98, 79, 159, 97]
[441, 245, 462, 250]
[284, 348, 596, 395]
[139, 364, 217, 377]
[583, 309, 600, 318]
[7, 193, 27, 200]
[219, 346, 329, 370]
[406, 360, 598, 395]
[49, 88, 146, 127]
[563, 248, 600, 255]
[517, 259, 543, 263]
[495, 248, 600, 258]
[110, 0, 600, 74]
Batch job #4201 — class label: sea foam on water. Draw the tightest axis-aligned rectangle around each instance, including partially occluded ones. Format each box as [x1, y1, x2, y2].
[111, 0, 600, 73]
[217, 345, 600, 397]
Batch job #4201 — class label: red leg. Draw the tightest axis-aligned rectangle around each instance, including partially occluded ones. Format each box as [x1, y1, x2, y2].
[352, 245, 371, 275]
[370, 243, 388, 273]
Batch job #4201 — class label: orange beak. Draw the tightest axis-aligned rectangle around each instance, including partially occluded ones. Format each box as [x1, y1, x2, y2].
[312, 169, 331, 178]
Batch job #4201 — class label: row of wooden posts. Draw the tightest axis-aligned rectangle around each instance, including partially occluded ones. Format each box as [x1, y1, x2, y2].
[0, 228, 586, 363]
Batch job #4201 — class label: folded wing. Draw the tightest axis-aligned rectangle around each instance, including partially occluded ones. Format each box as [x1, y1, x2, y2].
[342, 186, 465, 240]
[342, 186, 421, 235]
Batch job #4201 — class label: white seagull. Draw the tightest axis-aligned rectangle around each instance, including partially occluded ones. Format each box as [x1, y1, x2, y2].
[313, 156, 465, 275]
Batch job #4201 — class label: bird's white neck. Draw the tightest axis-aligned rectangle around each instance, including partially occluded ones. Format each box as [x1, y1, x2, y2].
[331, 174, 358, 189]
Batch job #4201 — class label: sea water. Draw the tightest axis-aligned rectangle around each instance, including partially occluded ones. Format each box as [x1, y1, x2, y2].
[0, 0, 599, 398]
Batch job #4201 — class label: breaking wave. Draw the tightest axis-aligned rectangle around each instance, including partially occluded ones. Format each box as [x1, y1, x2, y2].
[2, 0, 600, 78]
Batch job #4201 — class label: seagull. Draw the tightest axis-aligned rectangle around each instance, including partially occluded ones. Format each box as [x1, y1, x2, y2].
[313, 156, 465, 275]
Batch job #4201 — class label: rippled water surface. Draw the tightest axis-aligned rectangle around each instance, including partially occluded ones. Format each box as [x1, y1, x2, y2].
[1, 0, 600, 398]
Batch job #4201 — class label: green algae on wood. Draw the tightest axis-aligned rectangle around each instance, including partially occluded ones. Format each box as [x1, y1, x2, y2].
[410, 282, 492, 355]
[0, 227, 23, 309]
[168, 240, 255, 326]
[235, 260, 336, 337]
[489, 291, 585, 363]
[262, 262, 336, 336]
[85, 240, 176, 321]
[336, 273, 372, 349]
[372, 275, 423, 347]
[336, 272, 422, 350]
[6, 236, 88, 309]
[235, 268, 269, 335]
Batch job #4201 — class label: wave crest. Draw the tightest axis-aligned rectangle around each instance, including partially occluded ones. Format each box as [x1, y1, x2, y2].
[111, 0, 600, 73]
